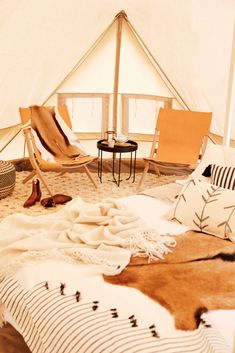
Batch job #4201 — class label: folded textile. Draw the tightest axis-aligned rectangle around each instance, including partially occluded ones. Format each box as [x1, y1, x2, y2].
[0, 198, 176, 279]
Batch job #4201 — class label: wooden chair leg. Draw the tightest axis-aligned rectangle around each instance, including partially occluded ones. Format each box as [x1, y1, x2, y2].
[84, 166, 98, 189]
[58, 171, 66, 176]
[153, 164, 161, 176]
[37, 170, 54, 196]
[31, 162, 54, 196]
[22, 170, 36, 184]
[24, 166, 53, 196]
[136, 161, 150, 191]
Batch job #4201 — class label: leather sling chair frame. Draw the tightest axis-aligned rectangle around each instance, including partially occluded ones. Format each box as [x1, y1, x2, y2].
[19, 104, 98, 196]
[137, 108, 212, 191]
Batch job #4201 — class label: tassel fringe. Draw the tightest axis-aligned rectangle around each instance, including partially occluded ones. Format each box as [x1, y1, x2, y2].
[127, 228, 177, 261]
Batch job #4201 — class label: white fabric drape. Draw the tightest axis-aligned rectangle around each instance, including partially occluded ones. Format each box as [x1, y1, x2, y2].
[0, 197, 176, 277]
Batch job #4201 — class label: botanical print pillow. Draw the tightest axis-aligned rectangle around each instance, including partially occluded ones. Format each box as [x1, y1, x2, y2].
[167, 179, 235, 242]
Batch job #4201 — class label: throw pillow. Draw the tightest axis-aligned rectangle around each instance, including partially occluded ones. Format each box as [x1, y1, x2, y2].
[190, 144, 235, 180]
[167, 179, 235, 242]
[210, 164, 235, 190]
[202, 164, 235, 190]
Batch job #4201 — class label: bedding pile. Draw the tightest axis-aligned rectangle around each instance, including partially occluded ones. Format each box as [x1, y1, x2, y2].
[0, 194, 234, 353]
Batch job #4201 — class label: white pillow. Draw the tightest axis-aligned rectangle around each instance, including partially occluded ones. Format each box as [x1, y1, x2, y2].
[191, 143, 235, 180]
[167, 179, 235, 242]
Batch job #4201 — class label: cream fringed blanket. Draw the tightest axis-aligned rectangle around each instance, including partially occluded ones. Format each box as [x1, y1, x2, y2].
[0, 197, 176, 278]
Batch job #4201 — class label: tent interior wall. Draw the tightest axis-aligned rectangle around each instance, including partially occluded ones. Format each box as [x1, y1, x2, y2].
[0, 0, 235, 162]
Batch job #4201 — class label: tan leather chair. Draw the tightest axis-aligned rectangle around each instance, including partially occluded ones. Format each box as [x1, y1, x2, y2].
[137, 108, 212, 190]
[19, 104, 98, 196]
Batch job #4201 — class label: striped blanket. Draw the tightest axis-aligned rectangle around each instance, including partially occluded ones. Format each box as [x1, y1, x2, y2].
[0, 276, 229, 353]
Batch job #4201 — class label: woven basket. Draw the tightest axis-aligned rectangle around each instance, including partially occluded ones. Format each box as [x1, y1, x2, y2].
[0, 160, 16, 199]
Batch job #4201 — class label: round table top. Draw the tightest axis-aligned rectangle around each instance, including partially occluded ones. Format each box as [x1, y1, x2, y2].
[97, 139, 138, 153]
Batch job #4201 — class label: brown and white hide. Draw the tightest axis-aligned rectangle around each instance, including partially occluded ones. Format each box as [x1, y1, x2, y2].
[104, 231, 235, 330]
[30, 105, 85, 162]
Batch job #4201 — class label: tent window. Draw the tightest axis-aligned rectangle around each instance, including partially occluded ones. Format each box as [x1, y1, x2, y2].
[57, 93, 109, 139]
[121, 94, 172, 141]
[128, 99, 163, 134]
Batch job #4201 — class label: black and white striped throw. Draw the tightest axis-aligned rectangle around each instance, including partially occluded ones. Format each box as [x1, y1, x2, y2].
[0, 276, 230, 353]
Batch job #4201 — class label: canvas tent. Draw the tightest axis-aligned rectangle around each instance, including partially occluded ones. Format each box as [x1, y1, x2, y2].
[0, 0, 235, 161]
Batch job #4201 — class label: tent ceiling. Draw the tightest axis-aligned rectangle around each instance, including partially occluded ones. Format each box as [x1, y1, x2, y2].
[58, 20, 174, 97]
[0, 0, 234, 141]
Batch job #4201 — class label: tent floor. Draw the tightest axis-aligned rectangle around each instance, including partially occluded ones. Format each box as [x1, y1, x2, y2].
[0, 169, 189, 221]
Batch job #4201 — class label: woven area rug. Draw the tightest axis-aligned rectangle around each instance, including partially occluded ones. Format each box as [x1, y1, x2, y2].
[0, 171, 188, 221]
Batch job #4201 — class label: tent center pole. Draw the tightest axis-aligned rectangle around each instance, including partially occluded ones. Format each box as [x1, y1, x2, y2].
[223, 22, 235, 147]
[112, 11, 126, 133]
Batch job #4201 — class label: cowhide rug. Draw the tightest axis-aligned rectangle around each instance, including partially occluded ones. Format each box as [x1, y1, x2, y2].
[104, 230, 235, 330]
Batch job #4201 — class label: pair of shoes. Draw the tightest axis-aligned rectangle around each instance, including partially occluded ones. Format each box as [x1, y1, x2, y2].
[23, 179, 42, 208]
[41, 194, 72, 208]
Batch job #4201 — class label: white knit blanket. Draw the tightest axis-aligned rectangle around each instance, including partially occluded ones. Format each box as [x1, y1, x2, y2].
[0, 197, 176, 277]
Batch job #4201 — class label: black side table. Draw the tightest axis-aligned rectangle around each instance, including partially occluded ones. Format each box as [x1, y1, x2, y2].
[97, 139, 138, 186]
